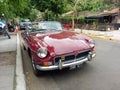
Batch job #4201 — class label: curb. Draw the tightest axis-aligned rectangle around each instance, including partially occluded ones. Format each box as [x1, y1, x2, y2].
[74, 29, 119, 41]
[84, 33, 118, 41]
[15, 34, 26, 90]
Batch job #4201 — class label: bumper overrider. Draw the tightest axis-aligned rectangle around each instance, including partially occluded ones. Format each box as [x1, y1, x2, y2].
[36, 52, 96, 71]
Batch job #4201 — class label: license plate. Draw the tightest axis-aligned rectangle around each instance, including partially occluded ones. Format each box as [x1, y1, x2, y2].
[69, 65, 76, 70]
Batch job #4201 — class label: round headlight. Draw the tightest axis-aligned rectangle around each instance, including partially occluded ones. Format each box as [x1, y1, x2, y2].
[89, 39, 95, 47]
[37, 47, 48, 58]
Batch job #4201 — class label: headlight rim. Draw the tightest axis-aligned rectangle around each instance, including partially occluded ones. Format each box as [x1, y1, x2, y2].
[37, 47, 48, 58]
[89, 39, 95, 47]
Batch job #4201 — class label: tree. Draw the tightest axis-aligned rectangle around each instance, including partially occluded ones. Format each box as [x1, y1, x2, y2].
[31, 0, 69, 20]
[29, 9, 40, 21]
[0, 0, 32, 19]
[1, 0, 119, 22]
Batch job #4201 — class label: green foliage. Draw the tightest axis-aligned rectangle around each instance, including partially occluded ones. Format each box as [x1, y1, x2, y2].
[29, 9, 40, 21]
[0, 0, 119, 21]
[31, 0, 69, 20]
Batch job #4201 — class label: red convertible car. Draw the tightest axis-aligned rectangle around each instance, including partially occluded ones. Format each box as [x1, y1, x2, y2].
[21, 21, 96, 76]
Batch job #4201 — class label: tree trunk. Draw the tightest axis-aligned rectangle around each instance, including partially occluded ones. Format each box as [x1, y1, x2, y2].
[72, 13, 75, 31]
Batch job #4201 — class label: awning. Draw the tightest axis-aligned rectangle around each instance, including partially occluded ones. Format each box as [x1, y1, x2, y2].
[85, 13, 118, 19]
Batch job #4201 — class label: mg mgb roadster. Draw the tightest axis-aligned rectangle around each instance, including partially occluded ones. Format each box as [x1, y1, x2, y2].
[21, 21, 96, 76]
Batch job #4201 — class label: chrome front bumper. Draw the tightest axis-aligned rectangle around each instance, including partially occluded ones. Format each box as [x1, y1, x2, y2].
[36, 53, 96, 71]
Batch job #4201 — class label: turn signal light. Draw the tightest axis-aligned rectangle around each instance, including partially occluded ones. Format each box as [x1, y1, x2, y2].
[43, 62, 52, 66]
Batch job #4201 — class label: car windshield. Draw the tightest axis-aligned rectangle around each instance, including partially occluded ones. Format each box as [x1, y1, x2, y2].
[31, 21, 62, 31]
[38, 22, 63, 30]
[25, 21, 63, 34]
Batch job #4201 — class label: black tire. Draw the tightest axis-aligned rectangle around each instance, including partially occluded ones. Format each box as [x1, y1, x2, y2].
[31, 55, 41, 76]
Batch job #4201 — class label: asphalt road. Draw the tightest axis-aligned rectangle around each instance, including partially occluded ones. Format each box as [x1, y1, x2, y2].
[21, 38, 120, 90]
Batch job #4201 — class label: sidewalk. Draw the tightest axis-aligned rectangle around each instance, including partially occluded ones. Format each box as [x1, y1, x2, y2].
[0, 33, 26, 90]
[0, 35, 17, 90]
[75, 29, 120, 41]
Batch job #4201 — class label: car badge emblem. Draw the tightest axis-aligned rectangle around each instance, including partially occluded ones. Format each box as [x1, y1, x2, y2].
[74, 51, 79, 57]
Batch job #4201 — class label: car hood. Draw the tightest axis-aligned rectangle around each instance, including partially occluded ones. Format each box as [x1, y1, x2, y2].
[30, 31, 91, 55]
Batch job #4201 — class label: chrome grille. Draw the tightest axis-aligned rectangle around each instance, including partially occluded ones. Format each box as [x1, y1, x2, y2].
[54, 50, 90, 64]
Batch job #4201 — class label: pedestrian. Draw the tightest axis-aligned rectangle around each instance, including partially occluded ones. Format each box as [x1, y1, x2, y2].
[0, 20, 11, 39]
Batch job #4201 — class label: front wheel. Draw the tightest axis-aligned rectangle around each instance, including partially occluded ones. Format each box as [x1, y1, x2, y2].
[31, 55, 41, 76]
